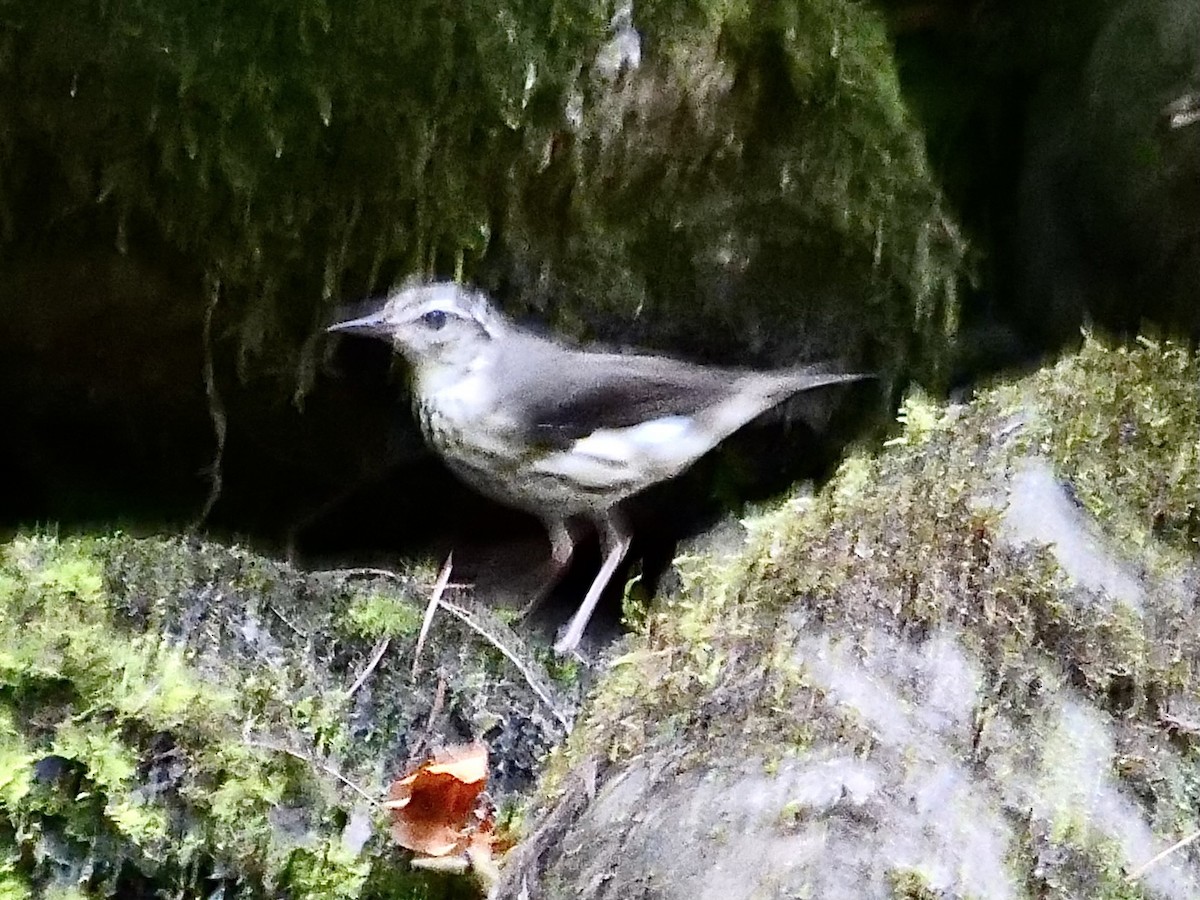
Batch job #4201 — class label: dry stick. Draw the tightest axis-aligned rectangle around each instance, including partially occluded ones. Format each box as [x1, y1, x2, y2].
[348, 635, 391, 697]
[436, 597, 573, 735]
[406, 673, 448, 767]
[194, 277, 227, 529]
[246, 739, 380, 809]
[412, 554, 455, 677]
[408, 555, 571, 733]
[1125, 828, 1200, 884]
[335, 566, 411, 584]
[267, 603, 308, 639]
[326, 566, 469, 592]
[426, 674, 447, 737]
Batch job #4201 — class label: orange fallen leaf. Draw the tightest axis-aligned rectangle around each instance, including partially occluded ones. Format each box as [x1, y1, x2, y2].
[384, 741, 493, 858]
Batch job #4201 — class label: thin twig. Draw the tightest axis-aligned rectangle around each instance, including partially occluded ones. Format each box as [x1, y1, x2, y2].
[245, 739, 380, 808]
[331, 566, 411, 584]
[1125, 828, 1200, 883]
[412, 554, 454, 677]
[267, 604, 308, 639]
[437, 598, 573, 735]
[321, 564, 470, 591]
[320, 565, 470, 593]
[348, 636, 391, 697]
[426, 674, 447, 735]
[194, 277, 227, 529]
[407, 673, 448, 767]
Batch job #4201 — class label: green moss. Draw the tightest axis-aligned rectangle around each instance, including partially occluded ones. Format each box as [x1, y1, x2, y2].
[196, 742, 291, 861]
[0, 874, 29, 900]
[289, 693, 350, 756]
[888, 868, 941, 900]
[0, 540, 231, 743]
[539, 0, 960, 377]
[534, 648, 583, 689]
[38, 888, 88, 900]
[29, 555, 104, 601]
[281, 841, 372, 900]
[1038, 819, 1147, 900]
[341, 593, 424, 640]
[0, 711, 33, 810]
[778, 798, 804, 824]
[49, 721, 168, 847]
[3, 0, 962, 406]
[0, 532, 549, 898]
[1028, 337, 1200, 568]
[885, 391, 954, 448]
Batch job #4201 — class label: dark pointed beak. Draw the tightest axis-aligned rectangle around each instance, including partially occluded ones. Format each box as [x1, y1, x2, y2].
[326, 307, 392, 338]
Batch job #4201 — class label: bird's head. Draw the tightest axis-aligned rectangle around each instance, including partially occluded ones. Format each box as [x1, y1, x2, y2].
[328, 281, 510, 375]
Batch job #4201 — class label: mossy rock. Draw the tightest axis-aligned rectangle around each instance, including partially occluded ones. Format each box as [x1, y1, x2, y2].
[0, 535, 573, 898]
[499, 335, 1200, 898]
[1, 0, 963, 394]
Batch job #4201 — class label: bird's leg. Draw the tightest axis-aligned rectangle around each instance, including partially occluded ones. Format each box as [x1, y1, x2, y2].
[518, 518, 578, 619]
[553, 511, 633, 654]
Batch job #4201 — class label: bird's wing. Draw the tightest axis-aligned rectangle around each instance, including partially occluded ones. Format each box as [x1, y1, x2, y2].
[494, 341, 859, 450]
[491, 345, 732, 448]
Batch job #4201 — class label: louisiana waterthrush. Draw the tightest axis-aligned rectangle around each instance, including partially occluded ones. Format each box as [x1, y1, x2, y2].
[329, 281, 864, 653]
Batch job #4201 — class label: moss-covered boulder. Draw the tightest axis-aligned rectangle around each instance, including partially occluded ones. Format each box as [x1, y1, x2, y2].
[0, 0, 963, 540]
[0, 536, 575, 898]
[499, 336, 1200, 898]
[0, 0, 961, 372]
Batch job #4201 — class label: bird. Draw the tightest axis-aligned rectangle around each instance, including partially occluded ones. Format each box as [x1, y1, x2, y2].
[328, 281, 865, 653]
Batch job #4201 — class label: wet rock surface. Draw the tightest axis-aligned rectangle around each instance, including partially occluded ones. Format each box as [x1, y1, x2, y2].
[498, 338, 1200, 899]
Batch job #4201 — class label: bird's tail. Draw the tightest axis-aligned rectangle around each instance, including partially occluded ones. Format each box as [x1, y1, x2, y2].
[699, 369, 869, 448]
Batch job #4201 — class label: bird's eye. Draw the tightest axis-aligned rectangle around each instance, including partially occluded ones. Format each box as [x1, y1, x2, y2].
[421, 309, 448, 330]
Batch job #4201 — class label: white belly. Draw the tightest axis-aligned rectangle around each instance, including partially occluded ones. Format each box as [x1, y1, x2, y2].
[415, 372, 705, 518]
